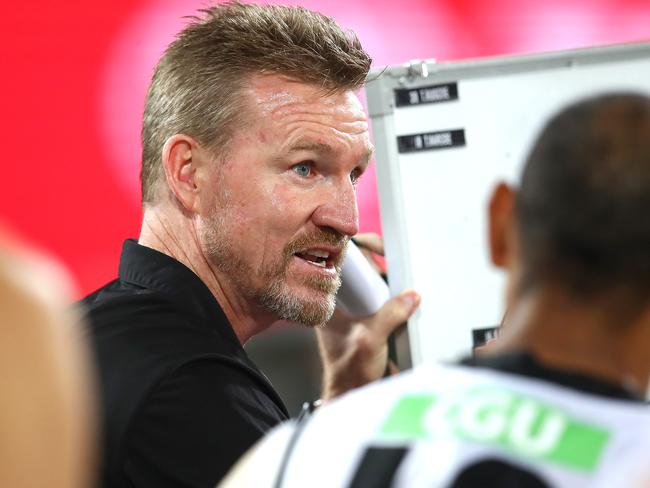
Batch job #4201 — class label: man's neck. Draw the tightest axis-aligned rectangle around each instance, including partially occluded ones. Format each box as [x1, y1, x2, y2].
[491, 288, 650, 396]
[138, 206, 274, 344]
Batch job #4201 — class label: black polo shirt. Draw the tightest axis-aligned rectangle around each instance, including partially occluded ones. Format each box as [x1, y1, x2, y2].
[80, 240, 289, 488]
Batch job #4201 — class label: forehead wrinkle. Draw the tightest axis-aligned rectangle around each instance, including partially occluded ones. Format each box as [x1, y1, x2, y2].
[257, 94, 302, 118]
[275, 105, 368, 125]
[281, 123, 372, 163]
[283, 117, 369, 140]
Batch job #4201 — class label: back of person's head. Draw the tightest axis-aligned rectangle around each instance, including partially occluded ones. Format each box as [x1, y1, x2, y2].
[141, 1, 372, 204]
[515, 93, 650, 312]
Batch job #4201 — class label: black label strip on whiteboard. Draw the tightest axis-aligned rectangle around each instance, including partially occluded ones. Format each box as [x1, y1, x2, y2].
[397, 129, 465, 153]
[395, 82, 458, 107]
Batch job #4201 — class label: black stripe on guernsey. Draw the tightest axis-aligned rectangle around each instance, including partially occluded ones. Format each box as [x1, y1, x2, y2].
[347, 447, 410, 488]
[274, 402, 318, 488]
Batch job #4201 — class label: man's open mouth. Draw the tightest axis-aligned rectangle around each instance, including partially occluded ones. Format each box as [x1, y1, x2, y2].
[294, 249, 339, 269]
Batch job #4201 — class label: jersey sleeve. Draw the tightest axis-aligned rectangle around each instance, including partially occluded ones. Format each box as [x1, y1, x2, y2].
[122, 358, 287, 487]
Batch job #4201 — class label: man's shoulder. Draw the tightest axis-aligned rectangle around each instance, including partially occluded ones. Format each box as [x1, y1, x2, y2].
[79, 279, 228, 348]
[77, 278, 278, 422]
[306, 362, 650, 453]
[325, 362, 649, 416]
[80, 278, 259, 381]
[82, 279, 289, 479]
[79, 278, 176, 326]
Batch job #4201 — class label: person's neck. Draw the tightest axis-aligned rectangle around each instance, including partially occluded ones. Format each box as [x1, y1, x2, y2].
[492, 287, 650, 396]
[138, 205, 274, 344]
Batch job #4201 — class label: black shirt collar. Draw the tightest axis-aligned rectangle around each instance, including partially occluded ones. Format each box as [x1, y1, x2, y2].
[460, 351, 646, 403]
[118, 239, 242, 347]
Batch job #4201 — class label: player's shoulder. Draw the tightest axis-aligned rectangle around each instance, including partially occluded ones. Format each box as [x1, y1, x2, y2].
[313, 361, 650, 435]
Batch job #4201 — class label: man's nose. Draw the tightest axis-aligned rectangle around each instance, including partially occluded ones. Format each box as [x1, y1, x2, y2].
[311, 180, 359, 237]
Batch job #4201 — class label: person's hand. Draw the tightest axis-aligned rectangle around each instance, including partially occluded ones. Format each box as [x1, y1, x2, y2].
[316, 289, 420, 401]
[352, 233, 386, 274]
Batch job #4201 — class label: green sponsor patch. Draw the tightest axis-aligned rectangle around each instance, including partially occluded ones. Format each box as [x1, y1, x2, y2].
[381, 394, 437, 440]
[379, 388, 610, 472]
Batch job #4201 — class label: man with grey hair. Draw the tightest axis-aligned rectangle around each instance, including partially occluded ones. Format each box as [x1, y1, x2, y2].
[80, 3, 420, 487]
[222, 92, 650, 488]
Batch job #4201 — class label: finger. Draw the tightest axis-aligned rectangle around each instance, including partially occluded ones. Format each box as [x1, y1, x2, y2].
[352, 233, 384, 255]
[369, 289, 420, 338]
[387, 360, 400, 376]
[474, 336, 499, 356]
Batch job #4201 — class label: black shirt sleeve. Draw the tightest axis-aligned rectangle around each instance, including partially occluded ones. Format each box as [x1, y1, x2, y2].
[122, 359, 287, 488]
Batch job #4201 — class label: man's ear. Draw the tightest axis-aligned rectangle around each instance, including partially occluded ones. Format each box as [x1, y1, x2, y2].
[161, 134, 201, 212]
[488, 182, 516, 268]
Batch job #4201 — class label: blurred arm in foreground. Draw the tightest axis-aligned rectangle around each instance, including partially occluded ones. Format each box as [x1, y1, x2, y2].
[0, 226, 96, 488]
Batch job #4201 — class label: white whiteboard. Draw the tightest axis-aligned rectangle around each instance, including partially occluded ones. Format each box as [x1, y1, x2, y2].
[366, 42, 650, 367]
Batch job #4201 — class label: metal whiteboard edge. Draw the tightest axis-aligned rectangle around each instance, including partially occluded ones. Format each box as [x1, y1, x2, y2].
[368, 112, 419, 369]
[366, 41, 650, 90]
[366, 71, 396, 118]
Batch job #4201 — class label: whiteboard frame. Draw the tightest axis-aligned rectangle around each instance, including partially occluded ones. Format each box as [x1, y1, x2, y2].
[365, 41, 650, 369]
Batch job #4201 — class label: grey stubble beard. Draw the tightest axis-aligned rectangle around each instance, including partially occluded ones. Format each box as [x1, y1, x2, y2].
[258, 268, 341, 327]
[200, 211, 346, 327]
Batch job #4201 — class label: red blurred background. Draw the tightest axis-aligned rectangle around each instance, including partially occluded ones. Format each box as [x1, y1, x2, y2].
[2, 0, 649, 297]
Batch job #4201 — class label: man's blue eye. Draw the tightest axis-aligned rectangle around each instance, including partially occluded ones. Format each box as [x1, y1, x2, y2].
[292, 164, 311, 177]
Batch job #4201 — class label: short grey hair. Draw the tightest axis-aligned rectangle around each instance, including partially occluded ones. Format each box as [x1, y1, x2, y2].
[140, 1, 372, 204]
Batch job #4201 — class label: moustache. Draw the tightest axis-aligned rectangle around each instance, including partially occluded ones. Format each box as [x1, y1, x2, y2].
[284, 230, 350, 267]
